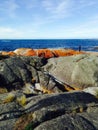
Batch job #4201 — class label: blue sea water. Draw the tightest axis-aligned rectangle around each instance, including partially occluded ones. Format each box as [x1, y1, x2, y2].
[0, 39, 98, 51]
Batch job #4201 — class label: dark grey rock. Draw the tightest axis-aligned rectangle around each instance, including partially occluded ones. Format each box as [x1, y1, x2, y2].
[34, 114, 97, 130]
[23, 92, 98, 130]
[0, 91, 98, 130]
[0, 56, 46, 90]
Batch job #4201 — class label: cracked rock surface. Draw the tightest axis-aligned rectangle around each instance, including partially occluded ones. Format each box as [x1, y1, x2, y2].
[0, 54, 98, 130]
[0, 92, 97, 130]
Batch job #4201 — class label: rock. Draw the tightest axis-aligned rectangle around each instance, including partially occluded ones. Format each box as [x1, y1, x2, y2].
[0, 92, 24, 130]
[0, 52, 98, 130]
[83, 87, 98, 97]
[0, 55, 74, 93]
[23, 83, 35, 94]
[51, 49, 83, 57]
[1, 51, 15, 56]
[0, 54, 9, 60]
[43, 54, 98, 89]
[1, 53, 98, 93]
[36, 49, 54, 58]
[13, 91, 98, 130]
[0, 90, 98, 130]
[6, 48, 84, 58]
[35, 83, 42, 91]
[86, 51, 98, 56]
[37, 71, 71, 93]
[0, 56, 46, 90]
[13, 48, 36, 56]
[34, 113, 98, 130]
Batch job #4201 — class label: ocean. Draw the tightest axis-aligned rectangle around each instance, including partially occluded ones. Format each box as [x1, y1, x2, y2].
[0, 39, 98, 52]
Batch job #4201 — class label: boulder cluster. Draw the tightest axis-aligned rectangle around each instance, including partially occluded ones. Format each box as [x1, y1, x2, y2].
[0, 48, 98, 130]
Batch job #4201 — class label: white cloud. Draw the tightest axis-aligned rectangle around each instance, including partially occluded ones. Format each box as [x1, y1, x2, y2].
[71, 0, 98, 13]
[0, 26, 38, 39]
[60, 15, 98, 38]
[0, 27, 23, 38]
[0, 27, 14, 33]
[0, 0, 98, 39]
[42, 0, 72, 19]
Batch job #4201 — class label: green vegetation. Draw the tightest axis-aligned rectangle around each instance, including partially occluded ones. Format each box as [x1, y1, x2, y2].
[25, 122, 33, 130]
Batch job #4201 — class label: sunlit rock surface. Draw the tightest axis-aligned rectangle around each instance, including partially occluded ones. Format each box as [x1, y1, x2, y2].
[1, 48, 84, 58]
[44, 54, 98, 89]
[0, 49, 98, 130]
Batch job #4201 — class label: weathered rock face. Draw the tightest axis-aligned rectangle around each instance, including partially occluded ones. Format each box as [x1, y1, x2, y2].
[0, 56, 70, 93]
[0, 54, 98, 92]
[0, 54, 98, 130]
[0, 91, 96, 130]
[0, 54, 10, 60]
[44, 54, 98, 89]
[0, 56, 46, 90]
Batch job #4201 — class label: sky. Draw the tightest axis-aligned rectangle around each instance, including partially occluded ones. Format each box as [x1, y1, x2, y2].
[0, 0, 98, 39]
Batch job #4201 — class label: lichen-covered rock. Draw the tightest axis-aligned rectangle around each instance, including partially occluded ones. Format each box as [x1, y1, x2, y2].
[0, 92, 24, 130]
[0, 50, 98, 130]
[13, 48, 36, 56]
[2, 48, 83, 58]
[0, 56, 74, 93]
[44, 54, 98, 89]
[0, 56, 46, 90]
[34, 113, 98, 130]
[13, 91, 98, 130]
[0, 90, 98, 130]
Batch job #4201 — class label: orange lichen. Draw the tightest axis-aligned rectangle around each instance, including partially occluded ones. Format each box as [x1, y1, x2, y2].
[52, 49, 83, 57]
[8, 51, 16, 56]
[41, 86, 54, 94]
[32, 78, 36, 83]
[24, 49, 36, 56]
[52, 49, 68, 56]
[44, 49, 54, 58]
[63, 84, 81, 92]
[14, 48, 35, 56]
[14, 48, 27, 54]
[1, 51, 9, 55]
[1, 51, 16, 56]
[36, 49, 54, 58]
[1, 48, 84, 58]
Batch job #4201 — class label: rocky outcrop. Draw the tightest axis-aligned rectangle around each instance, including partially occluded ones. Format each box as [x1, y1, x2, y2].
[0, 56, 71, 93]
[0, 91, 97, 130]
[0, 56, 46, 90]
[44, 54, 98, 89]
[0, 54, 98, 92]
[0, 53, 98, 130]
[1, 48, 84, 58]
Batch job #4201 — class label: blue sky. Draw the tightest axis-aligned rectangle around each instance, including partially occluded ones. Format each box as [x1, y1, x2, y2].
[0, 0, 98, 39]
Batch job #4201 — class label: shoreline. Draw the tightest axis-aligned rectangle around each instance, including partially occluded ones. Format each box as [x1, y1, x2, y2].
[0, 48, 84, 58]
[0, 48, 98, 129]
[0, 48, 98, 58]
